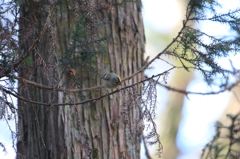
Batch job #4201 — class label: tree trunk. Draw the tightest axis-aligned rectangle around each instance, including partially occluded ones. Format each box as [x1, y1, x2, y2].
[17, 0, 145, 159]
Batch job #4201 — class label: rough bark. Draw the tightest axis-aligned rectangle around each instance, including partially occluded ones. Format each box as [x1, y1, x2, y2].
[17, 0, 145, 159]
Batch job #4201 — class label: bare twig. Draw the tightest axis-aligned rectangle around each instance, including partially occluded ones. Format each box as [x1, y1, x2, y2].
[2, 67, 175, 106]
[142, 135, 152, 159]
[147, 75, 240, 95]
[7, 74, 104, 92]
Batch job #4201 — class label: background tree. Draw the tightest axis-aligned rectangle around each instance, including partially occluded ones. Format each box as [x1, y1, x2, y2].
[0, 0, 240, 159]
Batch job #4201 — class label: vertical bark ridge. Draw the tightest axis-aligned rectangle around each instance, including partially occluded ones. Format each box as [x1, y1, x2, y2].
[17, 1, 145, 159]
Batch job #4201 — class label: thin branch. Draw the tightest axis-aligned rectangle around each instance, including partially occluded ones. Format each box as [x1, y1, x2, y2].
[2, 67, 176, 106]
[147, 75, 240, 95]
[3, 7, 188, 94]
[7, 74, 104, 92]
[142, 135, 152, 159]
[0, 142, 7, 154]
[123, 13, 190, 81]
[8, 65, 240, 107]
[6, 21, 188, 93]
[3, 1, 239, 106]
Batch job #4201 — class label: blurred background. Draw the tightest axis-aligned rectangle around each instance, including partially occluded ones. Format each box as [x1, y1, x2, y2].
[141, 0, 240, 159]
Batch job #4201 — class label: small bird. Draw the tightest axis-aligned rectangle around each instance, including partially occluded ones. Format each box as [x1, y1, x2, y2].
[101, 69, 122, 88]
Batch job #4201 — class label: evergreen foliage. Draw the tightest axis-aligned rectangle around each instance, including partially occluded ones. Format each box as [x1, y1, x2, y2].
[167, 0, 240, 86]
[201, 112, 240, 159]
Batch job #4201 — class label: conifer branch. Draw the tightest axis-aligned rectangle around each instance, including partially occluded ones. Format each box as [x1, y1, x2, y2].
[147, 75, 240, 95]
[4, 65, 239, 107]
